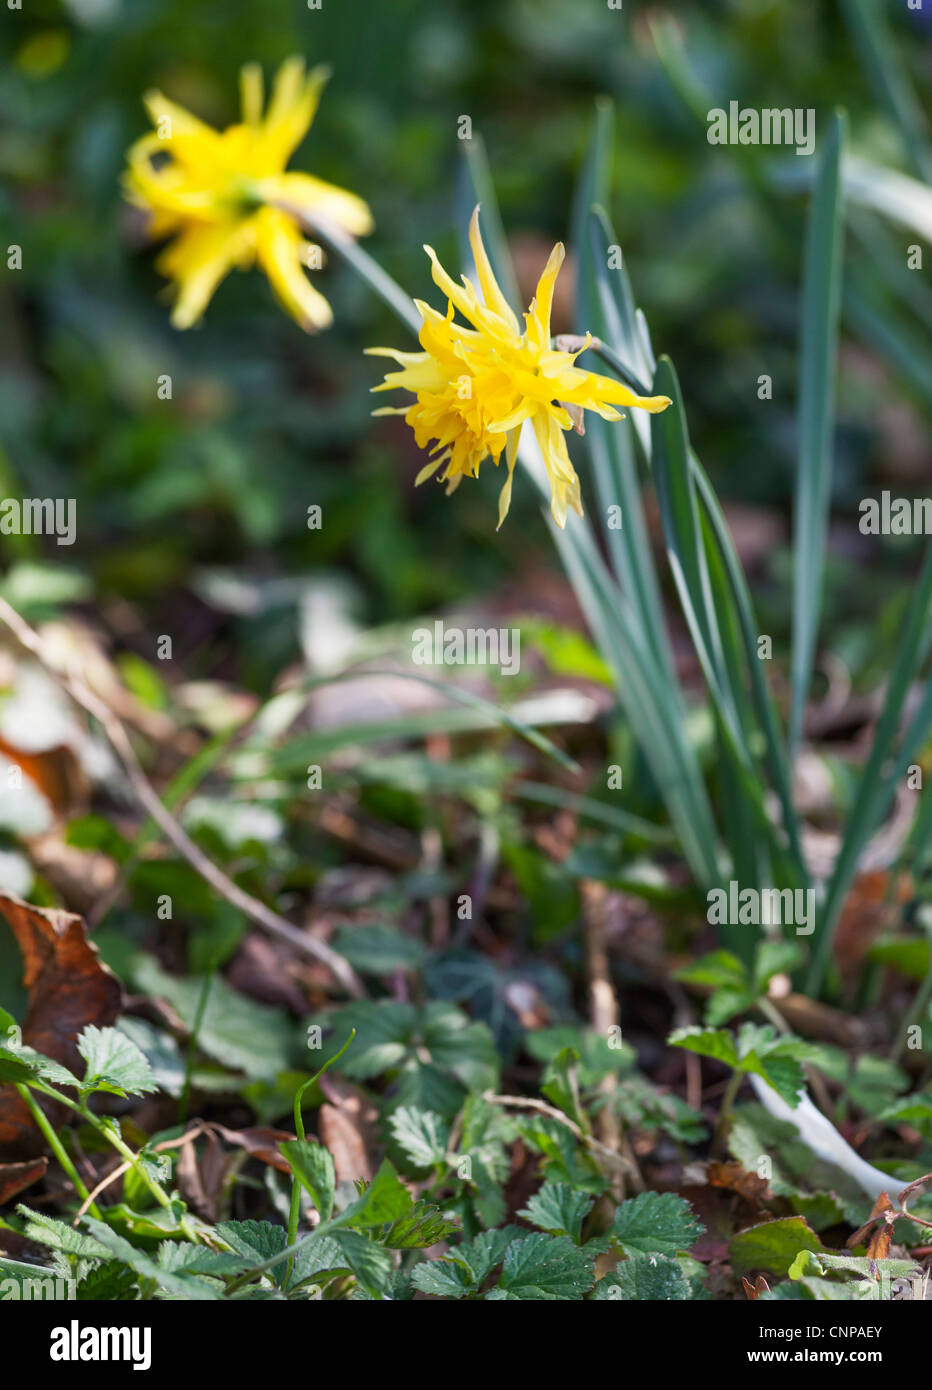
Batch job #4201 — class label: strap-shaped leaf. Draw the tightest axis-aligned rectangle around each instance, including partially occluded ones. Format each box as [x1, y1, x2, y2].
[789, 110, 847, 757]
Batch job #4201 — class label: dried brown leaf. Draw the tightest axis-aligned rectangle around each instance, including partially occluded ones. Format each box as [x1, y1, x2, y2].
[0, 1156, 47, 1205]
[0, 893, 121, 1159]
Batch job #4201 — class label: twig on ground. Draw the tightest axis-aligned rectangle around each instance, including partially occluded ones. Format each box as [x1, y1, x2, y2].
[581, 881, 642, 1197]
[482, 1090, 636, 1180]
[0, 596, 365, 999]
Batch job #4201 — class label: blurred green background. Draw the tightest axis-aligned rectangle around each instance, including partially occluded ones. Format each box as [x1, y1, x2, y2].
[0, 0, 929, 690]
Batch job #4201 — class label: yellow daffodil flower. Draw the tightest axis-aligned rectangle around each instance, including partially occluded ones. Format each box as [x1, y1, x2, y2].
[367, 208, 671, 528]
[124, 57, 373, 331]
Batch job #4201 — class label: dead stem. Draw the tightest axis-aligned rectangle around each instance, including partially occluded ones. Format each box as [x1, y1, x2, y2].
[483, 1090, 636, 1181]
[581, 880, 643, 1197]
[0, 597, 365, 999]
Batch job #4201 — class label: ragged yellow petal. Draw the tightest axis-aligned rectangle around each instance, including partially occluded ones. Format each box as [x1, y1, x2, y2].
[424, 245, 484, 327]
[239, 62, 264, 127]
[157, 218, 257, 329]
[254, 207, 332, 331]
[570, 368, 671, 413]
[366, 222, 669, 526]
[142, 90, 217, 143]
[532, 410, 584, 529]
[127, 57, 370, 333]
[467, 206, 519, 333]
[496, 427, 521, 530]
[259, 58, 329, 168]
[527, 241, 565, 349]
[260, 171, 373, 237]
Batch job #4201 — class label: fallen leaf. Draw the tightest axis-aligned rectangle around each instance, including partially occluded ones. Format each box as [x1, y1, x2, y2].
[227, 934, 309, 1014]
[212, 1124, 293, 1173]
[848, 1190, 898, 1254]
[0, 1156, 47, 1205]
[0, 893, 121, 1160]
[741, 1274, 770, 1300]
[318, 1075, 377, 1183]
[833, 870, 912, 980]
[26, 834, 119, 916]
[866, 1222, 892, 1261]
[707, 1160, 771, 1208]
[176, 1131, 234, 1223]
[0, 735, 84, 817]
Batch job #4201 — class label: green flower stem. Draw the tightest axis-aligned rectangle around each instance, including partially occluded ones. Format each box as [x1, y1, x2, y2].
[27, 1078, 200, 1243]
[279, 205, 422, 338]
[284, 1029, 356, 1288]
[14, 1083, 102, 1218]
[77, 1099, 200, 1241]
[711, 1070, 743, 1160]
[179, 965, 215, 1126]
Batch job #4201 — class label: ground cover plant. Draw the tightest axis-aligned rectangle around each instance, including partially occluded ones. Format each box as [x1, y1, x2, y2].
[1, 0, 931, 1317]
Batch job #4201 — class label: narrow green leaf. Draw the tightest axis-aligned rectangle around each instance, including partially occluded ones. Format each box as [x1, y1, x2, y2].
[789, 111, 847, 756]
[841, 0, 932, 183]
[808, 541, 932, 992]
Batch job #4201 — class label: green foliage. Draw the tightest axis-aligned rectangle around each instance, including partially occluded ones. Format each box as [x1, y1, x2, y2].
[729, 1217, 825, 1279]
[279, 1139, 335, 1222]
[77, 1025, 158, 1099]
[594, 1254, 692, 1301]
[318, 1000, 498, 1117]
[676, 944, 804, 1026]
[519, 1182, 593, 1244]
[668, 1023, 817, 1106]
[612, 1192, 704, 1257]
[2, 0, 929, 1314]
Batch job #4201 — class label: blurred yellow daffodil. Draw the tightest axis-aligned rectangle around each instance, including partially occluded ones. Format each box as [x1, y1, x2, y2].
[124, 57, 373, 331]
[367, 209, 671, 528]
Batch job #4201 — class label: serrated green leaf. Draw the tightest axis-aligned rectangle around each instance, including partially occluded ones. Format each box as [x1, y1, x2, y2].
[668, 1026, 739, 1069]
[382, 1202, 459, 1250]
[77, 1025, 157, 1098]
[0, 1050, 36, 1084]
[81, 1219, 220, 1300]
[0, 1259, 72, 1299]
[411, 1226, 521, 1299]
[279, 1139, 335, 1222]
[410, 1255, 477, 1299]
[486, 1233, 594, 1301]
[613, 1191, 703, 1256]
[336, 1160, 413, 1230]
[594, 1253, 692, 1300]
[17, 1206, 113, 1260]
[75, 1261, 139, 1301]
[675, 950, 747, 991]
[519, 1182, 594, 1244]
[388, 1105, 450, 1170]
[216, 1220, 289, 1282]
